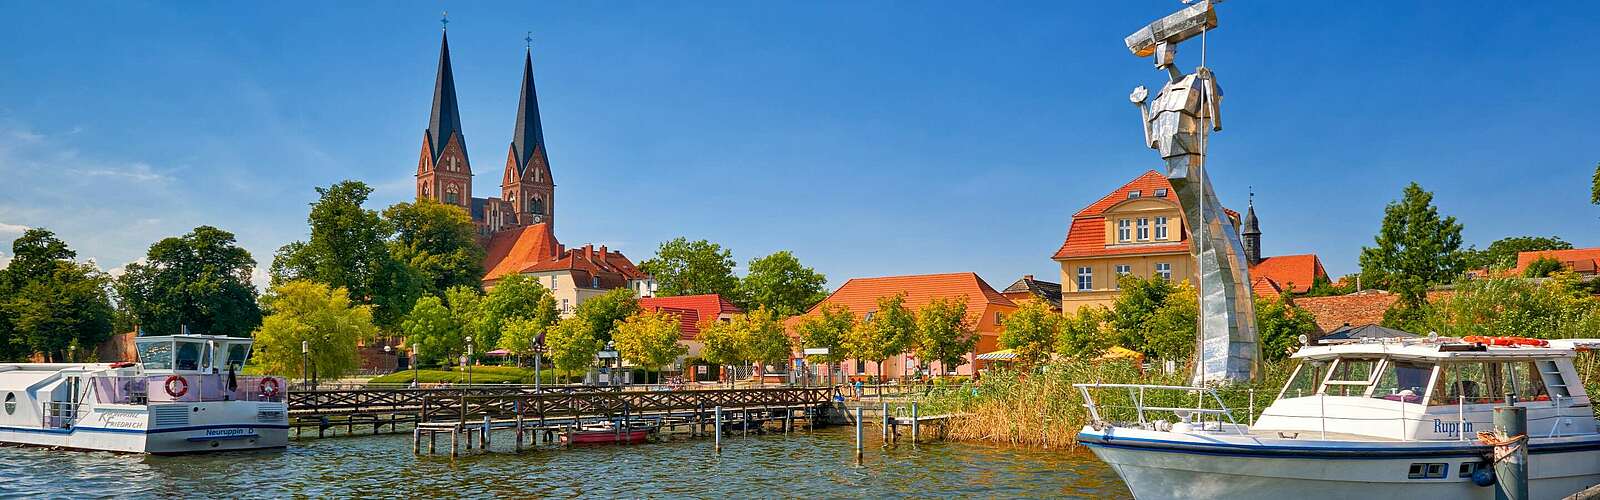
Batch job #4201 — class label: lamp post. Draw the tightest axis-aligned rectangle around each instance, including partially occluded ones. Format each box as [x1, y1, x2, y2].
[412, 343, 421, 387]
[466, 336, 475, 386]
[67, 344, 76, 364]
[533, 332, 545, 392]
[300, 340, 309, 390]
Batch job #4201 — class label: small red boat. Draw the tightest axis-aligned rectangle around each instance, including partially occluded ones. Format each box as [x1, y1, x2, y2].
[562, 424, 652, 445]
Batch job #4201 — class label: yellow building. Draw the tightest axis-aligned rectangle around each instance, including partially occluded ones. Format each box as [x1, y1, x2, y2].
[1050, 171, 1326, 314]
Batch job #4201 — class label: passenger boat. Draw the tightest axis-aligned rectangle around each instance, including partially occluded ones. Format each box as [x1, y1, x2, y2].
[561, 422, 652, 445]
[0, 334, 288, 454]
[1076, 336, 1600, 499]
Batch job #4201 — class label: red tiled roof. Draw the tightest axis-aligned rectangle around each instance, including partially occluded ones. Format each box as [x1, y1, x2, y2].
[1292, 289, 1451, 334]
[1514, 248, 1600, 275]
[1249, 254, 1327, 294]
[1052, 170, 1236, 260]
[482, 224, 648, 286]
[638, 294, 744, 340]
[1251, 276, 1284, 298]
[785, 272, 1015, 331]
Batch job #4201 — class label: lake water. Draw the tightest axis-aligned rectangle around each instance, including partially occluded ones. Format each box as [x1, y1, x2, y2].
[0, 427, 1130, 498]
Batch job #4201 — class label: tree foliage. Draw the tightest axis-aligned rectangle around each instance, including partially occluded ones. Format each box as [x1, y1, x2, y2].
[383, 198, 485, 298]
[1143, 281, 1198, 361]
[1358, 182, 1465, 304]
[1255, 295, 1318, 361]
[571, 287, 640, 346]
[251, 280, 377, 380]
[1462, 236, 1571, 271]
[400, 295, 459, 366]
[116, 226, 261, 337]
[1522, 256, 1565, 278]
[842, 294, 915, 380]
[612, 310, 688, 372]
[476, 274, 559, 352]
[0, 229, 114, 362]
[1425, 273, 1599, 340]
[998, 299, 1060, 368]
[269, 181, 418, 330]
[912, 297, 977, 373]
[545, 316, 601, 379]
[498, 317, 550, 365]
[697, 316, 744, 370]
[1056, 305, 1110, 359]
[741, 307, 794, 368]
[737, 250, 827, 316]
[795, 303, 854, 364]
[637, 237, 740, 299]
[1106, 273, 1176, 355]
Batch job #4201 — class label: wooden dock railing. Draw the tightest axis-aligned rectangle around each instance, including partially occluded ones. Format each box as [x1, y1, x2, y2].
[287, 385, 620, 416]
[421, 387, 836, 423]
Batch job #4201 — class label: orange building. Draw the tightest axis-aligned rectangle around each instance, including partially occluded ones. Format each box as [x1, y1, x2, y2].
[786, 272, 1017, 380]
[1513, 248, 1600, 276]
[638, 294, 743, 381]
[1051, 171, 1327, 314]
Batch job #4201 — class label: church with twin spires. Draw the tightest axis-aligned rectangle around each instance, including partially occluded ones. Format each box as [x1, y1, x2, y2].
[413, 28, 652, 308]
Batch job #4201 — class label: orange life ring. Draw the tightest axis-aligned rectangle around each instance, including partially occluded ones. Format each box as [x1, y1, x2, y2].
[164, 375, 189, 398]
[258, 377, 281, 398]
[1462, 336, 1548, 348]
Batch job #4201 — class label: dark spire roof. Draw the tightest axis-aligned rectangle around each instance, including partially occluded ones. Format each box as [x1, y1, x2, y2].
[511, 47, 547, 175]
[427, 31, 468, 165]
[1242, 193, 1260, 236]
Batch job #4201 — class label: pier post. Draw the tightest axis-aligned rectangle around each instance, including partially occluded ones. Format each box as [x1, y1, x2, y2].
[450, 427, 459, 458]
[1493, 405, 1528, 500]
[413, 428, 420, 455]
[881, 401, 889, 447]
[516, 413, 525, 452]
[483, 415, 491, 450]
[855, 407, 864, 462]
[714, 406, 723, 453]
[911, 403, 919, 446]
[430, 429, 437, 454]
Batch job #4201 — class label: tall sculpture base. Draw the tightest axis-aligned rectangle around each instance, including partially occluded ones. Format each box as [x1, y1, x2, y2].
[1167, 157, 1259, 384]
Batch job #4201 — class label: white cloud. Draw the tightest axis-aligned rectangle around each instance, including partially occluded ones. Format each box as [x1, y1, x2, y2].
[0, 251, 10, 270]
[0, 222, 28, 235]
[73, 162, 171, 183]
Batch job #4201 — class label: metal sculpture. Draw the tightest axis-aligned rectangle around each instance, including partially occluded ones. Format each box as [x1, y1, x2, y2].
[1126, 0, 1258, 383]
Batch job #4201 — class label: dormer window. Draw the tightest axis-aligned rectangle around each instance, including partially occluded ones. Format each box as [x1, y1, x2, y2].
[1155, 188, 1168, 197]
[1127, 190, 1142, 199]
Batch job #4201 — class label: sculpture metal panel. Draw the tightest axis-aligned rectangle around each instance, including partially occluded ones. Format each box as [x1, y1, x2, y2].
[1126, 0, 1258, 384]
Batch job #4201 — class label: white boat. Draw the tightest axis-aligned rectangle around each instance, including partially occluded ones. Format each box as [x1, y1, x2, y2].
[1076, 336, 1600, 500]
[0, 334, 288, 454]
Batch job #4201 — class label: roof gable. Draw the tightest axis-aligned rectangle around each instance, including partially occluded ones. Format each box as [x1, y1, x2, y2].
[1249, 254, 1327, 294]
[639, 294, 743, 340]
[790, 272, 1014, 328]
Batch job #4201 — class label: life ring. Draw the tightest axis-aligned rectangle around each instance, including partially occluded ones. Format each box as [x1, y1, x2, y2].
[258, 377, 281, 398]
[1462, 336, 1548, 348]
[164, 375, 189, 398]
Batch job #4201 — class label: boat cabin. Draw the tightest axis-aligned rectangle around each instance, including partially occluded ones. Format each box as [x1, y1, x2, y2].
[134, 334, 255, 375]
[1253, 337, 1596, 441]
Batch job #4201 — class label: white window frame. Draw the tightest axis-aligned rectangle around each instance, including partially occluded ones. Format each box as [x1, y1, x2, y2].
[1155, 263, 1172, 281]
[1137, 218, 1150, 241]
[1077, 267, 1093, 291]
[1154, 216, 1168, 240]
[1117, 219, 1132, 242]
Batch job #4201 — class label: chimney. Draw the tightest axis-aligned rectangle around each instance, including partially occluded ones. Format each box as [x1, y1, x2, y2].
[584, 244, 594, 261]
[1023, 274, 1034, 281]
[599, 245, 608, 260]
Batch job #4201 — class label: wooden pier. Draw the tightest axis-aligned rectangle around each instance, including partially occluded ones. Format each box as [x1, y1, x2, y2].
[284, 384, 619, 438]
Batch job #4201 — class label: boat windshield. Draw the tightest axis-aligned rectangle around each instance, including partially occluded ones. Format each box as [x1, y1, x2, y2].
[1429, 361, 1553, 406]
[1277, 359, 1329, 400]
[222, 343, 251, 370]
[1322, 358, 1379, 396]
[174, 341, 205, 371]
[1371, 360, 1432, 403]
[135, 341, 173, 370]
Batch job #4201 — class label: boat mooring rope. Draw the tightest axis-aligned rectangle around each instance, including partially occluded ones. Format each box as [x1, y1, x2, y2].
[1476, 430, 1527, 464]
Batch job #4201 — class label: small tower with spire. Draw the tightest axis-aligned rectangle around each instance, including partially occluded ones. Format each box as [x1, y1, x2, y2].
[500, 32, 555, 230]
[1241, 188, 1262, 266]
[416, 13, 473, 210]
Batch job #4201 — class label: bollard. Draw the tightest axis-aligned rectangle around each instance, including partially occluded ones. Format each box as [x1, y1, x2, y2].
[1492, 405, 1528, 500]
[911, 403, 919, 446]
[483, 415, 491, 450]
[714, 406, 723, 453]
[855, 407, 864, 462]
[413, 428, 421, 455]
[881, 401, 890, 447]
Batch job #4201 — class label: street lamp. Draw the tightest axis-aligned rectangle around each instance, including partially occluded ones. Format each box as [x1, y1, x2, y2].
[411, 343, 421, 388]
[465, 336, 475, 386]
[300, 340, 309, 390]
[533, 332, 545, 392]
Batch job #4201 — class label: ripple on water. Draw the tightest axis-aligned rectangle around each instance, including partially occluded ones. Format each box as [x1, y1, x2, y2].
[0, 428, 1130, 498]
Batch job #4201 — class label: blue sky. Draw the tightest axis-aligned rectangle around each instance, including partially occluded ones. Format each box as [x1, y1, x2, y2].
[1, 1, 1596, 290]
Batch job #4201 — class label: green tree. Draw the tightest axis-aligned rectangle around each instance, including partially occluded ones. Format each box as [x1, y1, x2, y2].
[475, 274, 559, 353]
[544, 316, 601, 383]
[1256, 295, 1318, 361]
[116, 226, 261, 337]
[737, 250, 827, 315]
[637, 237, 740, 299]
[400, 295, 459, 366]
[270, 181, 419, 330]
[1056, 305, 1110, 359]
[999, 299, 1060, 367]
[698, 316, 744, 385]
[498, 317, 549, 367]
[1106, 274, 1175, 354]
[912, 297, 977, 374]
[1144, 281, 1198, 361]
[1523, 256, 1565, 278]
[613, 310, 688, 381]
[1427, 273, 1596, 340]
[1462, 236, 1572, 271]
[1358, 182, 1465, 305]
[794, 303, 854, 384]
[572, 287, 640, 346]
[443, 285, 482, 339]
[383, 198, 485, 297]
[0, 229, 113, 361]
[251, 280, 377, 380]
[741, 307, 794, 370]
[842, 294, 915, 382]
[1303, 275, 1358, 297]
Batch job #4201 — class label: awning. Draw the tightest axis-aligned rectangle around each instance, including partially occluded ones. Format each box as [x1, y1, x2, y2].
[975, 349, 1017, 361]
[484, 349, 511, 356]
[1094, 346, 1145, 362]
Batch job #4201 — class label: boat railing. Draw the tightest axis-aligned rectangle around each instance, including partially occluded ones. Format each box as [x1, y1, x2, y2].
[1073, 383, 1246, 435]
[41, 400, 78, 429]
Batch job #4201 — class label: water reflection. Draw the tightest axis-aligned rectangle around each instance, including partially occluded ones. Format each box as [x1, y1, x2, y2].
[0, 428, 1130, 498]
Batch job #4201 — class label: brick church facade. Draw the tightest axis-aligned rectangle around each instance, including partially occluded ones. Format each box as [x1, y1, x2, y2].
[414, 29, 652, 308]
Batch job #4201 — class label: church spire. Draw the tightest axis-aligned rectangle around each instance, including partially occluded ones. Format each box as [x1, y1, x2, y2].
[1241, 188, 1262, 265]
[427, 29, 467, 165]
[511, 42, 547, 174]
